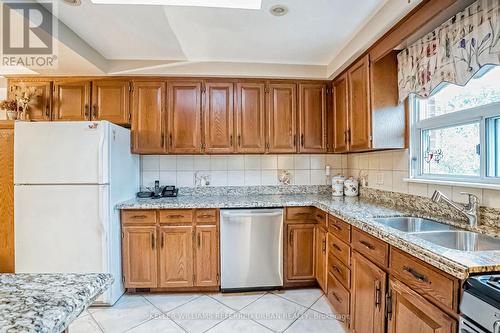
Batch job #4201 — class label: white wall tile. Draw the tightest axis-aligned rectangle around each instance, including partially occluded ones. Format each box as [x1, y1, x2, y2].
[392, 171, 409, 194]
[393, 150, 409, 171]
[261, 155, 278, 170]
[342, 155, 348, 169]
[483, 189, 500, 209]
[294, 170, 311, 185]
[194, 156, 211, 170]
[227, 156, 245, 170]
[379, 171, 394, 191]
[358, 155, 369, 170]
[244, 170, 261, 186]
[368, 153, 380, 170]
[227, 171, 244, 186]
[176, 156, 194, 171]
[311, 170, 326, 185]
[159, 156, 177, 171]
[310, 155, 326, 170]
[177, 171, 194, 187]
[210, 171, 228, 186]
[326, 155, 342, 169]
[427, 185, 452, 199]
[347, 154, 358, 169]
[408, 183, 428, 197]
[142, 156, 160, 171]
[261, 170, 278, 185]
[278, 155, 294, 169]
[160, 171, 176, 186]
[294, 155, 310, 169]
[379, 152, 393, 171]
[244, 155, 261, 170]
[210, 156, 227, 170]
[142, 171, 159, 188]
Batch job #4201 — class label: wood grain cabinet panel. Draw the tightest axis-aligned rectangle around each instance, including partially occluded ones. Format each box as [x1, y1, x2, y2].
[0, 123, 14, 273]
[9, 81, 51, 121]
[131, 81, 166, 154]
[387, 278, 456, 333]
[92, 80, 130, 125]
[327, 272, 350, 326]
[351, 251, 386, 333]
[348, 55, 372, 151]
[195, 225, 219, 287]
[315, 226, 327, 291]
[332, 74, 349, 153]
[122, 226, 158, 288]
[167, 81, 202, 153]
[267, 83, 297, 153]
[286, 224, 315, 281]
[158, 225, 194, 288]
[235, 82, 266, 153]
[298, 83, 327, 153]
[203, 82, 234, 153]
[52, 80, 91, 121]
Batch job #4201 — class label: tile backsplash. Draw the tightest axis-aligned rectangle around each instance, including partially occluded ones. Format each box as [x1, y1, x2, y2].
[141, 154, 348, 190]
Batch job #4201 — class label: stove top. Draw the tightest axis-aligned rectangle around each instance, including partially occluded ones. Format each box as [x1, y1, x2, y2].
[466, 274, 500, 307]
[461, 274, 500, 332]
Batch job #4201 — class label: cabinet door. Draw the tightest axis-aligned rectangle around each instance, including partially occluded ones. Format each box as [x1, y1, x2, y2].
[204, 82, 234, 154]
[267, 83, 297, 153]
[194, 225, 219, 287]
[158, 225, 194, 288]
[92, 80, 130, 125]
[0, 125, 14, 272]
[351, 251, 386, 333]
[9, 81, 51, 121]
[53, 80, 91, 121]
[315, 227, 327, 291]
[286, 224, 315, 281]
[298, 83, 326, 153]
[333, 74, 349, 153]
[131, 81, 166, 154]
[387, 278, 456, 333]
[122, 226, 158, 288]
[235, 83, 266, 153]
[167, 81, 202, 153]
[348, 55, 372, 151]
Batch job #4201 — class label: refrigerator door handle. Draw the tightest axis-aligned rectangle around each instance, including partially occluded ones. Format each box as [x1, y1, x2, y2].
[97, 125, 106, 184]
[98, 185, 108, 273]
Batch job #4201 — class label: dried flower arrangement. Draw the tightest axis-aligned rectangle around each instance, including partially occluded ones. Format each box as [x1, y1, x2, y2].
[0, 99, 18, 120]
[13, 85, 37, 120]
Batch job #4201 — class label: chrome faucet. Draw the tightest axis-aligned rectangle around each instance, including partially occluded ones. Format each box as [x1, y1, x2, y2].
[431, 190, 480, 227]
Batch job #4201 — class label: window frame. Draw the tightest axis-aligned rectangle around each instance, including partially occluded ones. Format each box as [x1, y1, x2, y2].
[410, 96, 500, 185]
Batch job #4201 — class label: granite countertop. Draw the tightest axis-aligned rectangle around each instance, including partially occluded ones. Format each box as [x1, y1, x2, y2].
[118, 194, 500, 280]
[0, 273, 113, 333]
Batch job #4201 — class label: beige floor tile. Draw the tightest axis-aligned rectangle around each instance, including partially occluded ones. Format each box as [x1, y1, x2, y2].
[310, 295, 335, 316]
[144, 293, 201, 313]
[206, 316, 272, 333]
[69, 314, 103, 333]
[209, 291, 266, 310]
[272, 288, 323, 307]
[125, 318, 184, 333]
[284, 309, 347, 333]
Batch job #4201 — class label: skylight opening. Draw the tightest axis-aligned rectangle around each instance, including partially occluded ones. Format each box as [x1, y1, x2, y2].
[89, 0, 262, 9]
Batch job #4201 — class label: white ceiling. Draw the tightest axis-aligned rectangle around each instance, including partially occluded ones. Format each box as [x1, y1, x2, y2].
[54, 0, 386, 66]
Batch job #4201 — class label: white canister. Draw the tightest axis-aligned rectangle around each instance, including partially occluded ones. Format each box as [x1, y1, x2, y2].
[331, 175, 346, 197]
[344, 177, 359, 197]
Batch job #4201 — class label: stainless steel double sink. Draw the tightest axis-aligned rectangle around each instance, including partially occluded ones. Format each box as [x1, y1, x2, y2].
[372, 217, 500, 252]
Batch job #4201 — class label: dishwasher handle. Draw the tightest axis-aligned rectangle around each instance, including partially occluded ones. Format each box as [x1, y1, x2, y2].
[221, 210, 283, 218]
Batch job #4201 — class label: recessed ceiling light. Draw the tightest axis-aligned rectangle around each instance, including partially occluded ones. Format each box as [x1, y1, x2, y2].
[90, 0, 262, 9]
[63, 0, 82, 6]
[270, 4, 288, 16]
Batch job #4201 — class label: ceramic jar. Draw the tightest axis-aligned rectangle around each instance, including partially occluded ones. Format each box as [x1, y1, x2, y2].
[331, 175, 346, 197]
[344, 177, 359, 197]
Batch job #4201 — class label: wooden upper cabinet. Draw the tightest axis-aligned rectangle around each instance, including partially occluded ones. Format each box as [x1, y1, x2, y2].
[286, 224, 315, 282]
[333, 74, 349, 153]
[195, 225, 219, 287]
[158, 225, 194, 288]
[9, 81, 51, 121]
[267, 83, 297, 153]
[298, 83, 327, 153]
[167, 81, 202, 154]
[235, 82, 266, 153]
[91, 80, 130, 125]
[122, 226, 157, 288]
[387, 278, 456, 333]
[351, 251, 386, 333]
[52, 80, 91, 121]
[131, 81, 166, 154]
[203, 82, 234, 154]
[348, 55, 372, 151]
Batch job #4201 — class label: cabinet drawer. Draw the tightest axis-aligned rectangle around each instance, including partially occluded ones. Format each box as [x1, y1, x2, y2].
[329, 234, 351, 267]
[195, 209, 217, 224]
[390, 248, 458, 310]
[159, 209, 193, 224]
[327, 272, 350, 323]
[328, 215, 351, 243]
[352, 229, 388, 268]
[315, 209, 327, 229]
[286, 207, 315, 221]
[328, 252, 351, 289]
[122, 210, 156, 225]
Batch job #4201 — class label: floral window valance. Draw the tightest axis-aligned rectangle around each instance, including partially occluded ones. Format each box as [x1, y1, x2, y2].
[397, 0, 500, 102]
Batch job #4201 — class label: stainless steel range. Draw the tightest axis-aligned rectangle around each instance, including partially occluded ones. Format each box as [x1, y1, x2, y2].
[460, 275, 500, 332]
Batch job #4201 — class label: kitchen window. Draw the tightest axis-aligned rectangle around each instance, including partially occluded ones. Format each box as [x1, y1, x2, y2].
[410, 65, 500, 185]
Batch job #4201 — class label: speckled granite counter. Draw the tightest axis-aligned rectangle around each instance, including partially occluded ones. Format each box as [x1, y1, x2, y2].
[0, 273, 113, 333]
[117, 194, 500, 280]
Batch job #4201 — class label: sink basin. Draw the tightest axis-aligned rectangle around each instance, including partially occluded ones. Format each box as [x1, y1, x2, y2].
[373, 217, 458, 233]
[414, 231, 500, 251]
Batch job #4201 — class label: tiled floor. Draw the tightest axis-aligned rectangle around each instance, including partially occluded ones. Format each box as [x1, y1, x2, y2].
[71, 288, 347, 333]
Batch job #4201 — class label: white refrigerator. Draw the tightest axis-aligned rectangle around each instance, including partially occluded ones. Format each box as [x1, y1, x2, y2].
[14, 121, 139, 305]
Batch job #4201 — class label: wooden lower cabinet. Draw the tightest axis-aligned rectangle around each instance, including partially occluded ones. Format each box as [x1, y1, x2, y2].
[0, 122, 14, 273]
[158, 225, 194, 288]
[122, 226, 158, 288]
[387, 278, 456, 333]
[315, 226, 327, 291]
[195, 225, 219, 287]
[286, 223, 316, 282]
[351, 251, 386, 333]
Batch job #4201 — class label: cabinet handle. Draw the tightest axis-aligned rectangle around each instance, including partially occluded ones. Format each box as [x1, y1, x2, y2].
[359, 240, 375, 250]
[344, 131, 348, 144]
[330, 291, 342, 303]
[289, 230, 293, 246]
[166, 214, 184, 219]
[238, 135, 241, 147]
[330, 224, 341, 232]
[84, 104, 89, 119]
[197, 233, 201, 248]
[161, 233, 164, 248]
[169, 134, 173, 147]
[375, 280, 381, 309]
[92, 105, 97, 119]
[230, 135, 233, 146]
[331, 265, 341, 274]
[131, 215, 148, 219]
[45, 104, 50, 118]
[316, 214, 323, 220]
[332, 243, 341, 252]
[322, 239, 326, 253]
[293, 134, 297, 147]
[385, 289, 393, 320]
[301, 134, 304, 147]
[161, 133, 165, 148]
[403, 266, 429, 283]
[151, 234, 155, 249]
[198, 214, 214, 218]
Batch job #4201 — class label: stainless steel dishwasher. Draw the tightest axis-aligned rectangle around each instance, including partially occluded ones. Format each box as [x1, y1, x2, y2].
[220, 208, 283, 292]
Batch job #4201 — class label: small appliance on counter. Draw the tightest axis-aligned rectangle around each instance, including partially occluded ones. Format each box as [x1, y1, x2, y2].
[161, 185, 178, 197]
[136, 183, 178, 199]
[460, 274, 500, 332]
